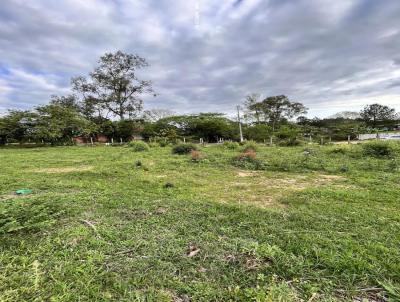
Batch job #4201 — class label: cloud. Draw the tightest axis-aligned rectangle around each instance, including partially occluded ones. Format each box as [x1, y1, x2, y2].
[0, 0, 400, 117]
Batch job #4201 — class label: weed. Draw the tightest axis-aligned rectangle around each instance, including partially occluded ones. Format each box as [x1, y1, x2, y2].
[190, 150, 203, 162]
[241, 140, 258, 152]
[223, 141, 240, 150]
[163, 182, 174, 188]
[362, 141, 394, 158]
[129, 140, 150, 152]
[232, 150, 266, 170]
[158, 140, 169, 147]
[172, 143, 197, 154]
[148, 142, 160, 148]
[0, 199, 65, 234]
[135, 160, 142, 167]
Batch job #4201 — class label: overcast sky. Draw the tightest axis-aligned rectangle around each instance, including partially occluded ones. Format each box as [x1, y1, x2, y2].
[0, 0, 399, 117]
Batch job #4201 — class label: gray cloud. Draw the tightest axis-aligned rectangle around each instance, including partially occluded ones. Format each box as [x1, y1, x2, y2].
[0, 0, 400, 117]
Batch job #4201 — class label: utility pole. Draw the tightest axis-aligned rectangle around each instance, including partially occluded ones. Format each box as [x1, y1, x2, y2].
[194, 0, 200, 29]
[237, 105, 244, 143]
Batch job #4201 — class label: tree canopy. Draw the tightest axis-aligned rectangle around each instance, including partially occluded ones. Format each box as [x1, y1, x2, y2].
[245, 95, 308, 131]
[360, 103, 396, 127]
[72, 51, 153, 120]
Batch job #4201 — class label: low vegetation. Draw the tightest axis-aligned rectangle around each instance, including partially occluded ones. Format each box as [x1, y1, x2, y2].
[172, 143, 198, 155]
[1, 141, 399, 301]
[129, 140, 150, 152]
[362, 140, 396, 158]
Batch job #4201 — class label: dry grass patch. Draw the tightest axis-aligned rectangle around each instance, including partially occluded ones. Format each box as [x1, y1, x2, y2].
[237, 171, 260, 177]
[32, 166, 93, 173]
[200, 172, 351, 208]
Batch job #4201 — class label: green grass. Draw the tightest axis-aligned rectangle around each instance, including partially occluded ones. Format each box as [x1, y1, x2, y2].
[0, 143, 399, 301]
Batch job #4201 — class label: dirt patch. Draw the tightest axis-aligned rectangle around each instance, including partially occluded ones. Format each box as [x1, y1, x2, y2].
[213, 172, 350, 208]
[237, 171, 260, 177]
[256, 173, 347, 190]
[317, 174, 345, 180]
[32, 166, 93, 173]
[257, 178, 309, 190]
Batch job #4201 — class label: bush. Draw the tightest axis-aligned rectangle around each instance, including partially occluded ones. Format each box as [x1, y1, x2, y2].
[172, 143, 198, 155]
[148, 142, 159, 148]
[362, 141, 394, 158]
[330, 146, 349, 154]
[231, 150, 265, 170]
[241, 141, 258, 152]
[277, 139, 302, 146]
[190, 150, 203, 162]
[129, 141, 150, 152]
[159, 140, 169, 147]
[223, 141, 240, 150]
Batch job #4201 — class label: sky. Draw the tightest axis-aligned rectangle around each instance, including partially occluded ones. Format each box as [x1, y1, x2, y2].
[0, 0, 400, 118]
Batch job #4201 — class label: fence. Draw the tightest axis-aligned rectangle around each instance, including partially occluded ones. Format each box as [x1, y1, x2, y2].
[358, 132, 400, 140]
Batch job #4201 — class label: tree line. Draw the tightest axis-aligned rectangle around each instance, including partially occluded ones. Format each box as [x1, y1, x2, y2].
[0, 51, 399, 145]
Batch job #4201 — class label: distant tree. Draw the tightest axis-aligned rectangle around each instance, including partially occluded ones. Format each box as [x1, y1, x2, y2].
[245, 95, 307, 131]
[263, 96, 308, 131]
[142, 113, 237, 142]
[113, 119, 144, 141]
[0, 110, 38, 143]
[296, 116, 311, 126]
[34, 104, 96, 144]
[143, 108, 175, 122]
[72, 51, 153, 120]
[275, 125, 301, 143]
[244, 124, 272, 142]
[360, 104, 396, 127]
[0, 116, 5, 145]
[244, 93, 263, 124]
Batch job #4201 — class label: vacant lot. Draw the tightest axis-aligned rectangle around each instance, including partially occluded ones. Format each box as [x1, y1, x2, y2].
[0, 143, 399, 301]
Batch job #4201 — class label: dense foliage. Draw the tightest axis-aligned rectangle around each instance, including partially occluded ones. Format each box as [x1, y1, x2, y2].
[0, 52, 399, 146]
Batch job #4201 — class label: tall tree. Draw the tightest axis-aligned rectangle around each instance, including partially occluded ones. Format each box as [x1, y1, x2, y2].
[245, 95, 307, 131]
[72, 51, 153, 120]
[244, 93, 263, 124]
[263, 96, 308, 131]
[360, 103, 396, 127]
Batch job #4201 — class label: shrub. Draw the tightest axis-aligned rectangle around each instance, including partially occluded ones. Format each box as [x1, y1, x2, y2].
[148, 142, 159, 148]
[232, 150, 265, 170]
[172, 143, 198, 155]
[330, 146, 348, 154]
[223, 141, 240, 150]
[129, 141, 150, 152]
[159, 140, 169, 147]
[190, 150, 203, 162]
[277, 139, 302, 146]
[362, 141, 394, 158]
[242, 141, 258, 152]
[238, 149, 257, 160]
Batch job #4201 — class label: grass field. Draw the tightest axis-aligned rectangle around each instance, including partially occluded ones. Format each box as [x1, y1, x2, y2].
[0, 143, 399, 301]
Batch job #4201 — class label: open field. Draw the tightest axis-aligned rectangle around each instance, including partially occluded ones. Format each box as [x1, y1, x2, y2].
[0, 143, 399, 301]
